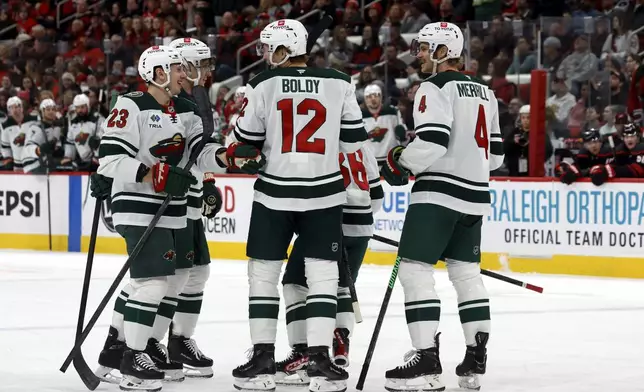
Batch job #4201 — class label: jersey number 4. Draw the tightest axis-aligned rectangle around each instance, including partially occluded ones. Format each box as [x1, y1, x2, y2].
[277, 98, 326, 154]
[340, 150, 368, 191]
[474, 104, 489, 159]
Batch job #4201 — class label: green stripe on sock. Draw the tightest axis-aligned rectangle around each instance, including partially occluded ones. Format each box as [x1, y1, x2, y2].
[115, 294, 127, 315]
[459, 299, 490, 308]
[405, 306, 441, 324]
[459, 306, 491, 324]
[179, 292, 203, 299]
[286, 304, 307, 325]
[286, 300, 306, 312]
[176, 298, 202, 314]
[157, 297, 178, 319]
[307, 294, 337, 301]
[307, 301, 337, 319]
[336, 297, 353, 314]
[123, 304, 157, 327]
[405, 299, 441, 307]
[249, 304, 280, 319]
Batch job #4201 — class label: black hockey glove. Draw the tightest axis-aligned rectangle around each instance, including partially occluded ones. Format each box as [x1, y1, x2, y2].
[381, 146, 409, 186]
[394, 125, 407, 142]
[590, 164, 615, 186]
[202, 172, 223, 219]
[0, 158, 13, 171]
[90, 173, 113, 200]
[37, 140, 57, 156]
[557, 163, 580, 185]
[88, 136, 101, 150]
[151, 162, 197, 196]
[225, 142, 266, 175]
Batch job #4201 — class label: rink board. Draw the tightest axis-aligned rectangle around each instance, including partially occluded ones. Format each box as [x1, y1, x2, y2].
[2, 173, 644, 278]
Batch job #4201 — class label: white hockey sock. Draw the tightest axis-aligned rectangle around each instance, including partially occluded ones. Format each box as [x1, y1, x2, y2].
[123, 278, 168, 351]
[112, 283, 133, 341]
[284, 284, 308, 347]
[305, 258, 338, 348]
[248, 259, 282, 344]
[335, 286, 355, 335]
[173, 264, 210, 337]
[150, 270, 189, 341]
[399, 259, 440, 350]
[447, 259, 491, 346]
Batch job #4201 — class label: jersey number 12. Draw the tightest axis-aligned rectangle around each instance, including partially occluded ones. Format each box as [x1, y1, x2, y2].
[277, 98, 327, 154]
[474, 104, 489, 159]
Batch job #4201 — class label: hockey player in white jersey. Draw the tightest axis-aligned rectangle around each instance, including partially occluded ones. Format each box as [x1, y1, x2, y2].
[380, 22, 504, 392]
[22, 99, 63, 173]
[93, 45, 228, 392]
[362, 84, 408, 166]
[228, 18, 367, 392]
[0, 96, 39, 171]
[61, 93, 104, 171]
[276, 146, 383, 386]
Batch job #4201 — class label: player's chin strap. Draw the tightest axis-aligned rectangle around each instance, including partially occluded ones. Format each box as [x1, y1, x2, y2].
[269, 50, 290, 68]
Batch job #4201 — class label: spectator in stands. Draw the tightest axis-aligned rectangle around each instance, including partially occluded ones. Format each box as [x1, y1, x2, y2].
[631, 0, 644, 41]
[475, 0, 502, 21]
[626, 53, 641, 76]
[604, 69, 629, 106]
[504, 105, 554, 176]
[329, 26, 355, 70]
[355, 66, 376, 104]
[0, 76, 17, 97]
[558, 34, 599, 96]
[352, 25, 382, 68]
[287, 0, 317, 29]
[343, 0, 365, 36]
[601, 11, 639, 61]
[489, 58, 515, 104]
[374, 43, 407, 95]
[384, 4, 404, 26]
[507, 37, 537, 74]
[438, 0, 456, 22]
[547, 76, 576, 123]
[542, 38, 563, 78]
[585, 106, 602, 129]
[599, 105, 618, 136]
[400, 1, 430, 34]
[388, 23, 409, 52]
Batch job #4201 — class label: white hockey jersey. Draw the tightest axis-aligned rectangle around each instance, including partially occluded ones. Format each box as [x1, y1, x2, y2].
[98, 91, 226, 229]
[400, 71, 504, 216]
[234, 67, 368, 212]
[340, 147, 383, 237]
[22, 120, 63, 173]
[65, 111, 105, 163]
[363, 106, 407, 162]
[0, 115, 39, 170]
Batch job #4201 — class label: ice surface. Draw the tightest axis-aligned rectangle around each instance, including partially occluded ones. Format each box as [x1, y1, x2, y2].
[2, 250, 643, 392]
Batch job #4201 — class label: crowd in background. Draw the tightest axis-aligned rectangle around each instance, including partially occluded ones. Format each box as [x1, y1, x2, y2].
[0, 0, 643, 176]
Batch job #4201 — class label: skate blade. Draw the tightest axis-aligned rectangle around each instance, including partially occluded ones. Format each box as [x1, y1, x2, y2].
[183, 364, 214, 378]
[233, 374, 276, 391]
[309, 376, 347, 392]
[162, 368, 186, 382]
[384, 375, 445, 392]
[95, 365, 122, 384]
[457, 374, 481, 390]
[332, 355, 349, 368]
[119, 375, 162, 391]
[275, 370, 310, 386]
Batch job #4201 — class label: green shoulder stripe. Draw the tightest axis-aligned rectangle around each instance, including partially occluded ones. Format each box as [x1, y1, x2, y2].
[425, 70, 488, 89]
[248, 67, 351, 88]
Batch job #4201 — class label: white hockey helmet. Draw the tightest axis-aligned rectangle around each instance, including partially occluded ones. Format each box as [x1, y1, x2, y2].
[7, 96, 22, 108]
[73, 94, 90, 108]
[138, 45, 185, 90]
[169, 37, 213, 85]
[40, 98, 57, 111]
[364, 84, 382, 99]
[234, 86, 246, 100]
[411, 22, 464, 62]
[257, 19, 308, 66]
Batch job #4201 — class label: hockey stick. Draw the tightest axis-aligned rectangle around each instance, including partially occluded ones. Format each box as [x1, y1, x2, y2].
[306, 15, 333, 53]
[82, 90, 108, 210]
[372, 234, 544, 293]
[340, 247, 362, 323]
[60, 85, 218, 374]
[356, 255, 402, 390]
[70, 202, 102, 390]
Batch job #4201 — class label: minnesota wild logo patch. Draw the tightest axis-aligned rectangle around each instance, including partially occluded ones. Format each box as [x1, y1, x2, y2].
[149, 133, 185, 165]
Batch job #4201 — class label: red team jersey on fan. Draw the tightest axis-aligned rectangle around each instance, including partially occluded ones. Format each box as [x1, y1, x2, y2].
[628, 65, 644, 126]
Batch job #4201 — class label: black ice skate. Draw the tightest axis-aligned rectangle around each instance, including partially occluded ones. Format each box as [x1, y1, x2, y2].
[232, 344, 276, 391]
[168, 334, 214, 378]
[332, 328, 350, 368]
[307, 346, 348, 392]
[145, 338, 185, 382]
[455, 332, 489, 391]
[119, 349, 163, 392]
[275, 344, 309, 386]
[95, 326, 126, 384]
[384, 333, 445, 392]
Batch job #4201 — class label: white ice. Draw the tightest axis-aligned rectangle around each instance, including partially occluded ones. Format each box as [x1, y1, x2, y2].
[2, 250, 643, 392]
